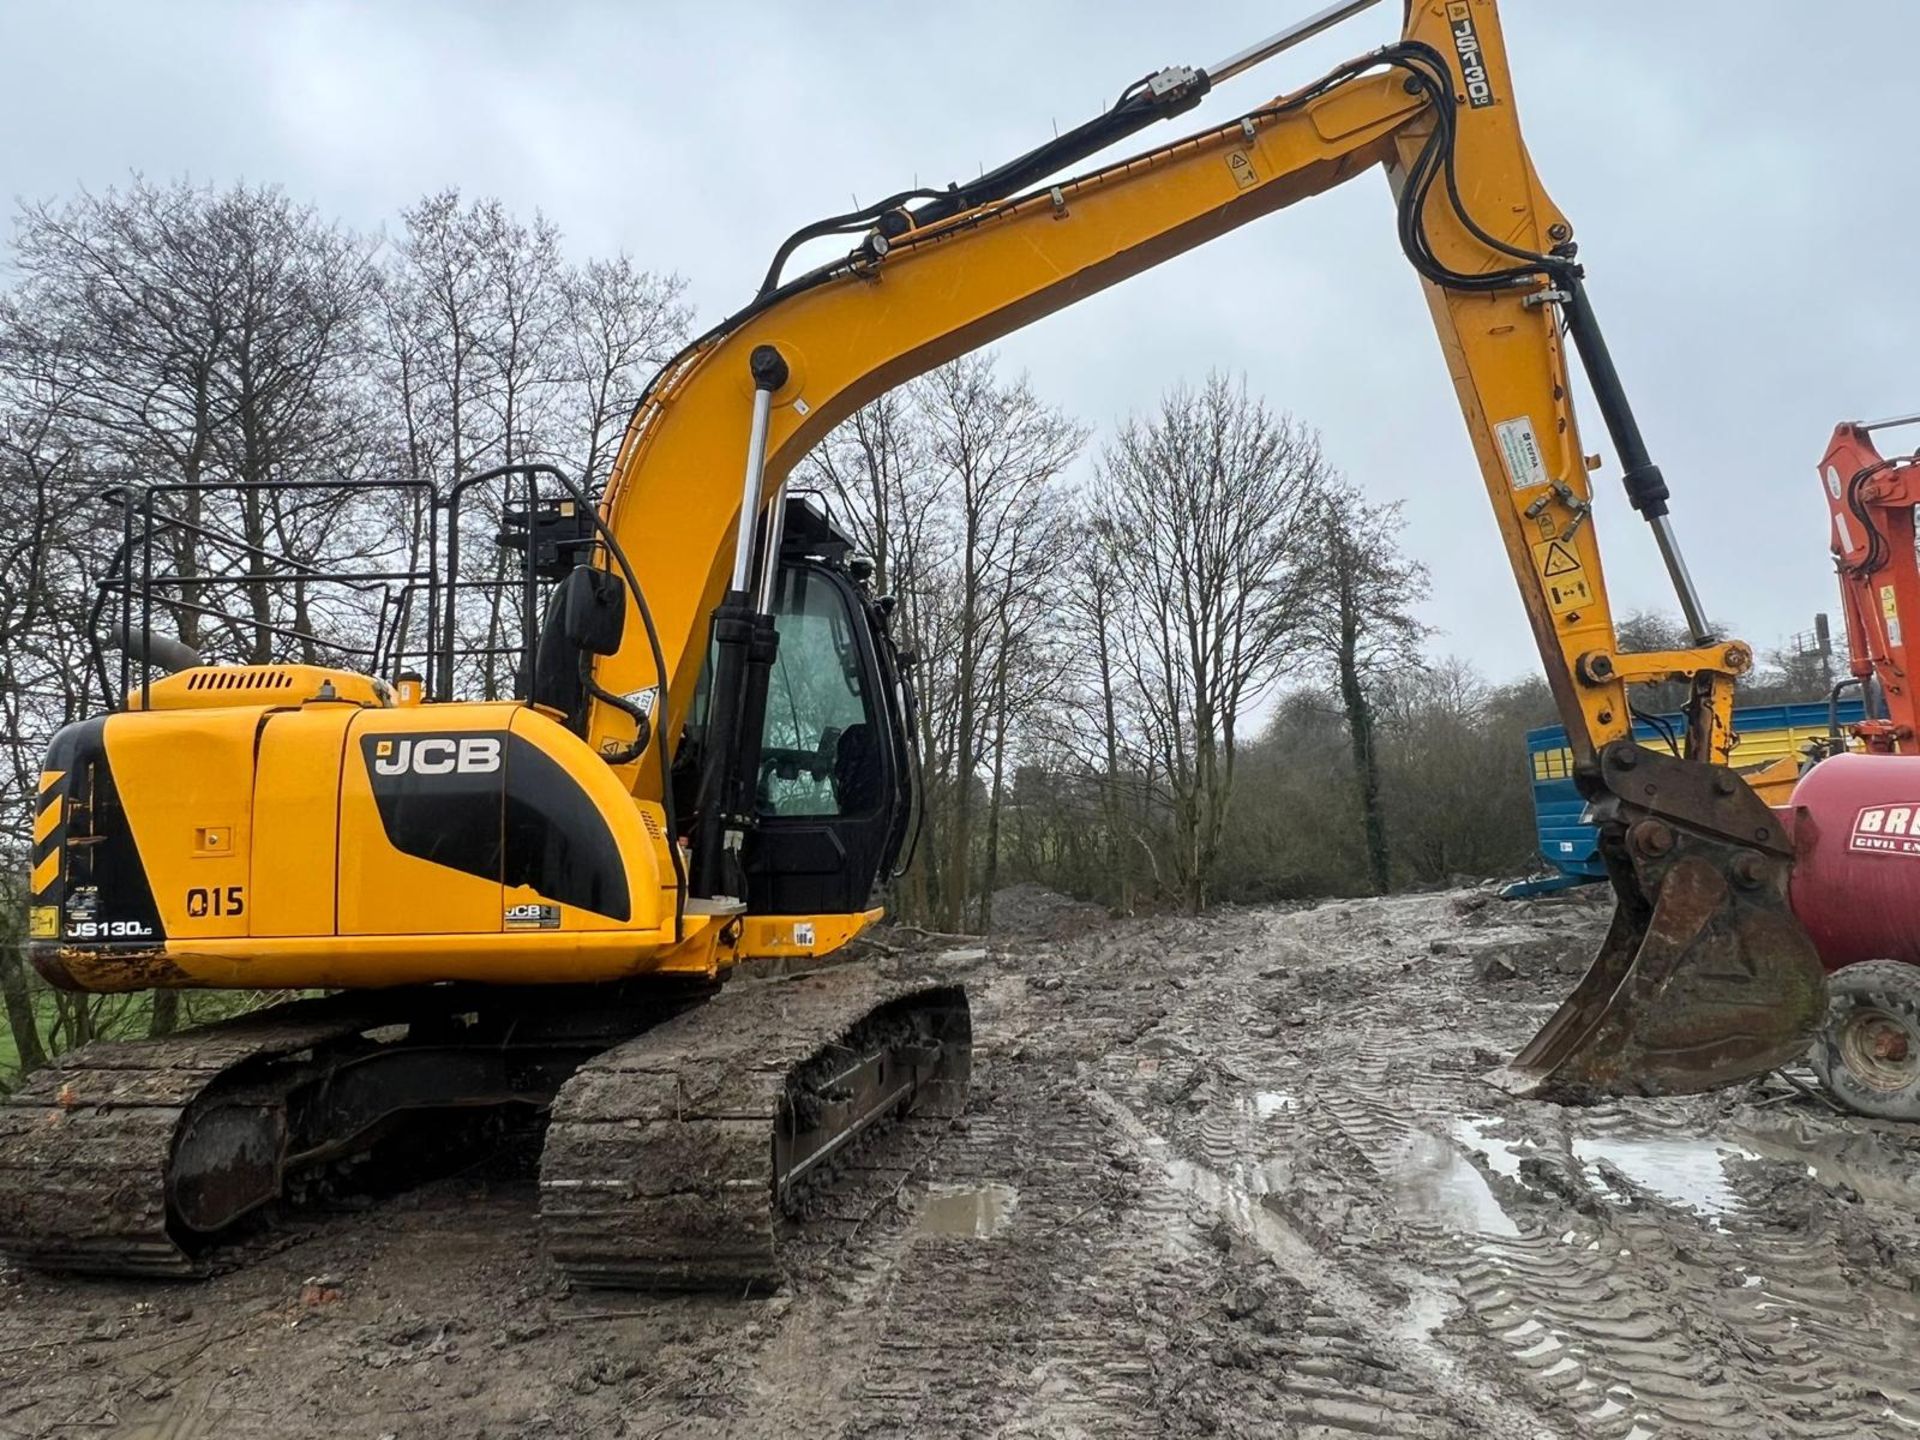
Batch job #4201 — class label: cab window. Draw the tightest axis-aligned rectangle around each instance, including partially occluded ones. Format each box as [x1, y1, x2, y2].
[757, 568, 880, 817]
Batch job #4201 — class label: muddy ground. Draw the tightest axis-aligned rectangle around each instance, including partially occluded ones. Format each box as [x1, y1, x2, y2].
[6, 884, 1920, 1438]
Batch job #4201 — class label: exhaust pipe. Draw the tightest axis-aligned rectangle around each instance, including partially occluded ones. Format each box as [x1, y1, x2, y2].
[100, 621, 204, 674]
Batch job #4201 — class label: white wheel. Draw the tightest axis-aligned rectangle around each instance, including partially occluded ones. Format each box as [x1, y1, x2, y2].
[1811, 960, 1920, 1120]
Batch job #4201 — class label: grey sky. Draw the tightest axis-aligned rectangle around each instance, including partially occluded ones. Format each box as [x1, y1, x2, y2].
[3, 2, 1914, 684]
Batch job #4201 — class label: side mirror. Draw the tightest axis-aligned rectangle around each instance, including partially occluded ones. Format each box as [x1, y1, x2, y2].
[561, 566, 626, 656]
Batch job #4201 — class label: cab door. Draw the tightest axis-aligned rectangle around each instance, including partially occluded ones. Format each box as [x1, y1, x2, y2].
[745, 562, 906, 915]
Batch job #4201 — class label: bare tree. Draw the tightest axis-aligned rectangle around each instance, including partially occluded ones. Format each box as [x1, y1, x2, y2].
[559, 256, 690, 492]
[1373, 659, 1538, 883]
[908, 357, 1083, 930]
[377, 194, 690, 697]
[801, 358, 1083, 928]
[1298, 484, 1430, 894]
[1090, 374, 1329, 911]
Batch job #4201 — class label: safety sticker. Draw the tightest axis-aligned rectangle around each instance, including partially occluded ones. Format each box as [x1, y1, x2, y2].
[1538, 540, 1581, 577]
[1532, 537, 1592, 616]
[1226, 150, 1258, 190]
[1883, 584, 1903, 648]
[1494, 416, 1549, 490]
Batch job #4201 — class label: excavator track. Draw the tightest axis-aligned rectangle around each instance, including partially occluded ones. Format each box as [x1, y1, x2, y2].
[540, 966, 971, 1291]
[0, 987, 687, 1280]
[0, 998, 385, 1277]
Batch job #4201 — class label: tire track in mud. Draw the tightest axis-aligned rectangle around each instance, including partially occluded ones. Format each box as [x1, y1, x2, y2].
[13, 893, 1920, 1439]
[1115, 896, 1920, 1439]
[733, 970, 1197, 1438]
[782, 956, 1510, 1438]
[1088, 1086, 1565, 1440]
[1436, 1104, 1920, 1437]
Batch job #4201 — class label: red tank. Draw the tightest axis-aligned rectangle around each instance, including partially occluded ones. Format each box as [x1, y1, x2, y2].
[1785, 751, 1920, 971]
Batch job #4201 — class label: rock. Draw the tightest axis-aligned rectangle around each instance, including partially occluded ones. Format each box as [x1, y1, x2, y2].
[1476, 951, 1518, 983]
[1221, 1285, 1264, 1320]
[1034, 975, 1065, 992]
[300, 1275, 345, 1308]
[1213, 1341, 1257, 1370]
[135, 1376, 173, 1403]
[1257, 965, 1291, 981]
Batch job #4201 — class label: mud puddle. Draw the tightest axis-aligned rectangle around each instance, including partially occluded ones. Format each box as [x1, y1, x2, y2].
[1452, 1116, 1534, 1178]
[916, 1182, 1018, 1237]
[1735, 1117, 1920, 1207]
[1391, 1132, 1522, 1237]
[1252, 1090, 1300, 1118]
[1573, 1135, 1752, 1223]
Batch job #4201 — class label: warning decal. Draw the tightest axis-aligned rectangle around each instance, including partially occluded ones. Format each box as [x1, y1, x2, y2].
[1531, 536, 1592, 617]
[1883, 584, 1903, 648]
[1226, 150, 1258, 190]
[1539, 541, 1581, 577]
[1494, 416, 1549, 491]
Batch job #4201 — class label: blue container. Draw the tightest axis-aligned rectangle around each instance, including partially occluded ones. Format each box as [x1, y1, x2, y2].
[1515, 699, 1867, 895]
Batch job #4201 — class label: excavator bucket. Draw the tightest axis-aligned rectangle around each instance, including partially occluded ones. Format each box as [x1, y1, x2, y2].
[1491, 746, 1829, 1098]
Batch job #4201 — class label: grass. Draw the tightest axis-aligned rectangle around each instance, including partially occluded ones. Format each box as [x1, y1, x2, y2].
[0, 988, 145, 1087]
[0, 988, 74, 1091]
[0, 968, 324, 1094]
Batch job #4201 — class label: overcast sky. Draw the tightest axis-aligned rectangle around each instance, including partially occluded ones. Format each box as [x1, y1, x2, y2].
[3, 1, 1915, 684]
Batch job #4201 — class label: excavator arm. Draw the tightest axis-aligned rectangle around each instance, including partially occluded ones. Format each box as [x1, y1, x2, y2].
[1819, 415, 1920, 752]
[579, 0, 1825, 1094]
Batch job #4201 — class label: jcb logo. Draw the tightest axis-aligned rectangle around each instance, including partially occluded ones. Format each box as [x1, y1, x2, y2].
[372, 736, 502, 776]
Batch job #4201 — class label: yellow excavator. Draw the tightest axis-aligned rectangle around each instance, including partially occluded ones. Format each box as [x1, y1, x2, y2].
[0, 0, 1827, 1286]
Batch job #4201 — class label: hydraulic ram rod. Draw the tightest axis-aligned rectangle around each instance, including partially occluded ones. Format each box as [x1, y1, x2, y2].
[1204, 0, 1386, 86]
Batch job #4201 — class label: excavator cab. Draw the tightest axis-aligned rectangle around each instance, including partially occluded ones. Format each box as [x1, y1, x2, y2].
[528, 489, 918, 920]
[741, 498, 916, 917]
